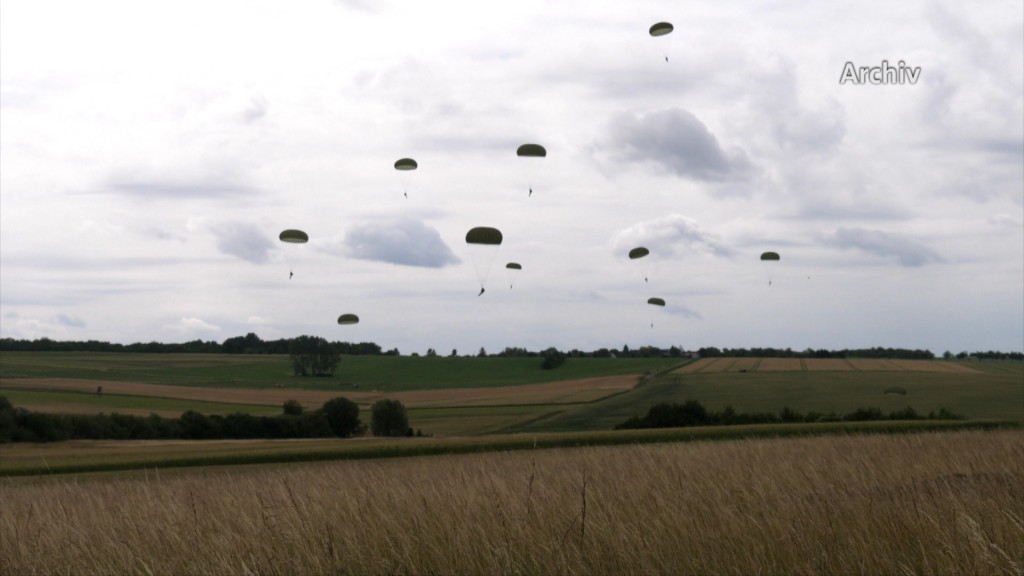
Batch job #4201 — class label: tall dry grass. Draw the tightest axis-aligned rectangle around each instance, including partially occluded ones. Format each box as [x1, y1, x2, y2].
[2, 430, 1022, 575]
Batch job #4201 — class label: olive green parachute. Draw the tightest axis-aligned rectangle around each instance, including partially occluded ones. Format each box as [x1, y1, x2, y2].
[629, 247, 649, 259]
[506, 262, 522, 270]
[337, 314, 359, 325]
[466, 227, 503, 245]
[279, 229, 309, 244]
[647, 297, 666, 307]
[394, 158, 418, 171]
[516, 144, 547, 158]
[466, 227, 503, 294]
[760, 251, 781, 261]
[649, 22, 673, 37]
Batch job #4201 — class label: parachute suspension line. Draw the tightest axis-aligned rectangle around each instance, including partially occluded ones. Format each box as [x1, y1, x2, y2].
[517, 143, 546, 199]
[466, 227, 503, 296]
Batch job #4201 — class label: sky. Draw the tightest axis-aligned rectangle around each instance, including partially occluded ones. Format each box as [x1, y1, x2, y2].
[1, 0, 1022, 355]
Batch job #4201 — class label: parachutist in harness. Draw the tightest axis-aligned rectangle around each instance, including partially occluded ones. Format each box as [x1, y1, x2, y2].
[478, 287, 485, 296]
[289, 271, 294, 279]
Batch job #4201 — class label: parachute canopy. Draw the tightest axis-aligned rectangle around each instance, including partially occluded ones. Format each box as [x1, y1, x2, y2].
[649, 22, 674, 37]
[629, 247, 650, 259]
[516, 144, 547, 158]
[337, 314, 359, 325]
[647, 297, 666, 307]
[394, 158, 418, 171]
[760, 251, 781, 261]
[506, 262, 522, 270]
[466, 226, 503, 246]
[279, 229, 309, 244]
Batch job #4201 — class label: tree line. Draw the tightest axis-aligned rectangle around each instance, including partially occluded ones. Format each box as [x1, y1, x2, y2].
[615, 400, 964, 430]
[0, 396, 418, 443]
[1, 336, 1020, 361]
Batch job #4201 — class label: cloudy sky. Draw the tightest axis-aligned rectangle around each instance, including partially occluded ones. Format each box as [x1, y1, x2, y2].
[2, 0, 1022, 355]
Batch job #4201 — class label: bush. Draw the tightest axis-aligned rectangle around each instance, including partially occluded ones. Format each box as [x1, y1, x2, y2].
[283, 399, 304, 416]
[320, 397, 363, 438]
[371, 399, 411, 437]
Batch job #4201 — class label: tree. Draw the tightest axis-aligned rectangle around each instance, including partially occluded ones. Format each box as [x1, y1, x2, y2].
[282, 399, 303, 416]
[0, 396, 15, 442]
[477, 347, 487, 357]
[370, 399, 410, 437]
[320, 397, 363, 438]
[289, 335, 341, 377]
[541, 347, 566, 369]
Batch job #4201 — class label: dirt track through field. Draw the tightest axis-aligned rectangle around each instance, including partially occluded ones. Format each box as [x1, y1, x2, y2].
[0, 375, 641, 410]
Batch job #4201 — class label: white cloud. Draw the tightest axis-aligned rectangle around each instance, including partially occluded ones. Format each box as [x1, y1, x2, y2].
[612, 214, 734, 259]
[343, 219, 461, 268]
[604, 109, 754, 182]
[826, 227, 945, 267]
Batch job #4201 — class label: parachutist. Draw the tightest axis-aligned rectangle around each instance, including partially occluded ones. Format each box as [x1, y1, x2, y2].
[289, 271, 293, 279]
[404, 192, 408, 199]
[478, 287, 485, 296]
[644, 276, 648, 283]
[665, 56, 669, 62]
[529, 188, 532, 197]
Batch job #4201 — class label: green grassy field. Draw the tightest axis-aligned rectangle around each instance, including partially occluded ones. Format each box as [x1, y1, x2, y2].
[0, 352, 684, 390]
[0, 388, 280, 417]
[510, 361, 1024, 432]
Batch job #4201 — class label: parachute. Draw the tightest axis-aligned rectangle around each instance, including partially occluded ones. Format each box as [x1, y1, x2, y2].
[394, 158, 418, 198]
[629, 246, 651, 283]
[279, 229, 308, 278]
[516, 144, 547, 158]
[466, 227, 503, 295]
[649, 22, 674, 62]
[337, 314, 359, 325]
[394, 158, 418, 171]
[647, 297, 666, 328]
[649, 22, 673, 36]
[516, 144, 547, 197]
[628, 247, 649, 259]
[279, 229, 308, 244]
[505, 262, 522, 289]
[760, 251, 780, 286]
[466, 227, 503, 246]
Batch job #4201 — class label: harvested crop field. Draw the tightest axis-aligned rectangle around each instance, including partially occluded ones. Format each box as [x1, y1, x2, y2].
[0, 374, 639, 411]
[673, 358, 982, 374]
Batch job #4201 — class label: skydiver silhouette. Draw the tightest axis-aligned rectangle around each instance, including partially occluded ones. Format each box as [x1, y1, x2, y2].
[529, 188, 533, 197]
[478, 287, 485, 296]
[665, 56, 669, 62]
[289, 271, 294, 279]
[644, 276, 648, 283]
[404, 191, 408, 199]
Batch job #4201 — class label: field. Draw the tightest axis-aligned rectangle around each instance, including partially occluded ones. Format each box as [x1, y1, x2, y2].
[2, 352, 1021, 574]
[2, 429, 1021, 575]
[2, 354, 1021, 440]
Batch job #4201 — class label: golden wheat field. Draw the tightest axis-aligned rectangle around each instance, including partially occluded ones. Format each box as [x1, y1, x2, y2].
[2, 429, 1022, 575]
